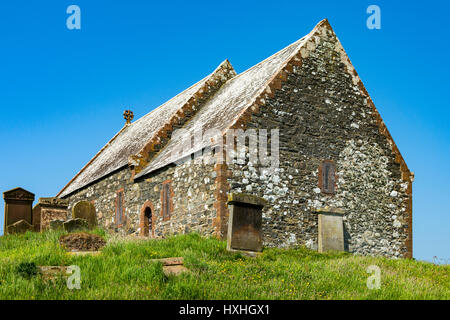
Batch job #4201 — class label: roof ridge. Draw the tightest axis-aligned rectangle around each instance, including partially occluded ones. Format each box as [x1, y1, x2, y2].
[132, 59, 233, 127]
[129, 60, 237, 176]
[230, 19, 328, 82]
[134, 20, 329, 177]
[224, 19, 327, 134]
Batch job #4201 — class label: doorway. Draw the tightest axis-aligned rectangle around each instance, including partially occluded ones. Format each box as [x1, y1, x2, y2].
[144, 207, 152, 237]
[140, 201, 155, 237]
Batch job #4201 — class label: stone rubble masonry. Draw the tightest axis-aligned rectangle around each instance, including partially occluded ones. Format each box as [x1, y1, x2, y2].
[62, 19, 413, 259]
[65, 155, 217, 238]
[225, 19, 413, 258]
[212, 161, 232, 239]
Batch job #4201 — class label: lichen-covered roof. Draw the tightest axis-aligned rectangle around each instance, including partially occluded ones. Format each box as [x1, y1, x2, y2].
[59, 21, 320, 196]
[58, 61, 232, 198]
[135, 32, 314, 178]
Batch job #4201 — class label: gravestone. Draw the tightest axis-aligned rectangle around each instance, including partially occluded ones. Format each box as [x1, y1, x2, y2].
[49, 219, 65, 230]
[63, 218, 89, 233]
[72, 201, 97, 229]
[3, 187, 35, 234]
[32, 197, 69, 232]
[226, 193, 268, 253]
[7, 219, 33, 234]
[314, 207, 345, 253]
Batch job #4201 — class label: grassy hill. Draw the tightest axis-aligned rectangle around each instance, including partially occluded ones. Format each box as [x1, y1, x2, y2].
[0, 230, 448, 300]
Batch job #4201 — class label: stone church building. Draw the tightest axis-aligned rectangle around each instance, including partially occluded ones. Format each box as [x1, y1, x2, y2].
[57, 19, 413, 259]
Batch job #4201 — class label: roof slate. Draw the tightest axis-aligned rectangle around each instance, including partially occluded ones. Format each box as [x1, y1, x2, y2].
[59, 20, 322, 196]
[135, 31, 315, 178]
[58, 60, 234, 198]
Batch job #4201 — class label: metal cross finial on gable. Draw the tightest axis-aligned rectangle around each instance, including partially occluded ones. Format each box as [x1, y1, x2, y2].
[123, 110, 134, 124]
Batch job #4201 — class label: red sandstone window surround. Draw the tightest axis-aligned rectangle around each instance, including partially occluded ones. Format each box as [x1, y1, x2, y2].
[140, 200, 155, 237]
[160, 180, 173, 221]
[319, 160, 336, 195]
[115, 189, 126, 227]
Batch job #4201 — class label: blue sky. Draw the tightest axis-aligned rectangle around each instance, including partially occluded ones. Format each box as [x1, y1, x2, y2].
[0, 0, 448, 263]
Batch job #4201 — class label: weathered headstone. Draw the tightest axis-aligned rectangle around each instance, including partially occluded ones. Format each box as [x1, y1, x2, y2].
[63, 218, 89, 233]
[314, 207, 345, 253]
[226, 193, 268, 253]
[49, 219, 65, 230]
[32, 197, 68, 232]
[72, 201, 97, 229]
[3, 187, 35, 234]
[7, 219, 33, 234]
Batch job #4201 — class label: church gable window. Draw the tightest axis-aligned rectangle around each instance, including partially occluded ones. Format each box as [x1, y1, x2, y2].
[319, 160, 336, 195]
[161, 181, 173, 221]
[115, 189, 125, 226]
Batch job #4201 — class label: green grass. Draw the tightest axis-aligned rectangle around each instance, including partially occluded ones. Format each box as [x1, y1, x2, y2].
[0, 230, 448, 300]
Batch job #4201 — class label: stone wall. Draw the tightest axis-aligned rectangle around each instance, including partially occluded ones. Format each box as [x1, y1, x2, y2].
[226, 25, 412, 258]
[64, 156, 217, 237]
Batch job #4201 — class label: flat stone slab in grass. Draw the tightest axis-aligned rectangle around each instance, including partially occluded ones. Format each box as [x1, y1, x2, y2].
[149, 257, 184, 266]
[163, 265, 189, 276]
[59, 232, 106, 252]
[38, 266, 69, 281]
[227, 249, 262, 258]
[67, 251, 102, 257]
[148, 257, 189, 276]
